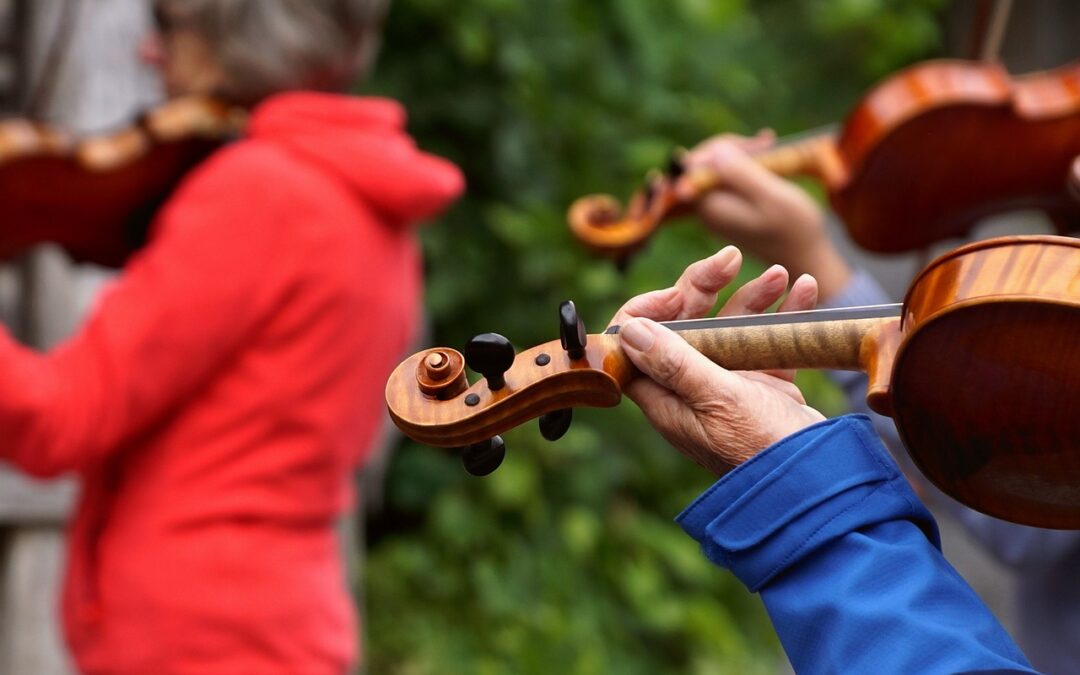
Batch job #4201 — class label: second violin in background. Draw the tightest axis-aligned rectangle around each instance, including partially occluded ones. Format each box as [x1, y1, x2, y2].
[569, 58, 1080, 261]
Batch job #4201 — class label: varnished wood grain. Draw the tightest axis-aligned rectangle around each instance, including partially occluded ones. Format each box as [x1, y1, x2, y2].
[890, 236, 1080, 528]
[0, 96, 245, 266]
[386, 337, 628, 448]
[835, 60, 1080, 252]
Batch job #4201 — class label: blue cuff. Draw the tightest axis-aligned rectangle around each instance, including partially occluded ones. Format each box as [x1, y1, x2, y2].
[676, 414, 937, 591]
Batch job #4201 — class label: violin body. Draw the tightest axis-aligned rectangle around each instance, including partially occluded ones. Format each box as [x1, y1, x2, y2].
[0, 96, 245, 267]
[883, 235, 1080, 528]
[386, 236, 1080, 528]
[569, 59, 1080, 258]
[836, 59, 1080, 252]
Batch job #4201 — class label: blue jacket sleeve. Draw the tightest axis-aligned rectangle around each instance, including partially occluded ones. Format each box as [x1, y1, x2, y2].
[677, 415, 1036, 674]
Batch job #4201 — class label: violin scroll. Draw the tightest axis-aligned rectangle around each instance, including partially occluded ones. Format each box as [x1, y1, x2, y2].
[566, 156, 688, 262]
[407, 344, 512, 475]
[566, 193, 623, 229]
[415, 348, 467, 399]
[565, 192, 646, 260]
[385, 300, 632, 472]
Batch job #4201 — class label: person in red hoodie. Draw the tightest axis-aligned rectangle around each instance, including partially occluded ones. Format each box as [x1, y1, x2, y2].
[0, 1, 463, 673]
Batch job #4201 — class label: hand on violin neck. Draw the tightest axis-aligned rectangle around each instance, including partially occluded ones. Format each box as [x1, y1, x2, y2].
[612, 250, 824, 474]
[677, 130, 853, 301]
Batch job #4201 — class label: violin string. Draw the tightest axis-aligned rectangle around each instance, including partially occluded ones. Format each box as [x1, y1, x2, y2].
[604, 303, 902, 334]
[774, 122, 838, 148]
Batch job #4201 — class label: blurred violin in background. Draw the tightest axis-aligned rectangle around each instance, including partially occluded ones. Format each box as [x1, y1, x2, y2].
[569, 58, 1080, 262]
[0, 96, 245, 267]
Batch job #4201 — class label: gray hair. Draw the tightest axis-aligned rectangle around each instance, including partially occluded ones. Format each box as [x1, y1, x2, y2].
[156, 0, 390, 105]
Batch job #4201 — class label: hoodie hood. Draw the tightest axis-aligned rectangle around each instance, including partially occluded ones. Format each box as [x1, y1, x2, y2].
[247, 92, 464, 228]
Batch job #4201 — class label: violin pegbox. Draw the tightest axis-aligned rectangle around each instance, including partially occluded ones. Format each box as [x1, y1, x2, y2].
[558, 300, 587, 360]
[385, 299, 628, 471]
[450, 333, 515, 474]
[463, 333, 515, 391]
[409, 344, 509, 473]
[454, 301, 588, 472]
[540, 300, 589, 442]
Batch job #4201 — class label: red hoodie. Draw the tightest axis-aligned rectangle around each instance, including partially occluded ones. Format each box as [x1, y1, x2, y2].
[0, 92, 462, 674]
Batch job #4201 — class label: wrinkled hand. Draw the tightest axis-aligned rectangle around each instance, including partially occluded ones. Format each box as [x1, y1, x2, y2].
[676, 131, 851, 300]
[610, 246, 826, 475]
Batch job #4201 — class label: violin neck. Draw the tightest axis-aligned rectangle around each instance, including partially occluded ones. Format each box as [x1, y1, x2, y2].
[753, 131, 840, 184]
[680, 130, 843, 194]
[646, 304, 901, 372]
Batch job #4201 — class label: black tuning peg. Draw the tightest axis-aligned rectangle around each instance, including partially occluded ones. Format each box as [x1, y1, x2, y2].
[539, 408, 572, 441]
[464, 333, 515, 390]
[642, 169, 661, 209]
[666, 147, 687, 179]
[461, 436, 506, 476]
[559, 301, 587, 360]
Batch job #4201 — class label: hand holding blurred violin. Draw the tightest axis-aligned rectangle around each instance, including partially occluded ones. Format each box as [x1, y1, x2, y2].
[570, 58, 1080, 262]
[675, 131, 853, 301]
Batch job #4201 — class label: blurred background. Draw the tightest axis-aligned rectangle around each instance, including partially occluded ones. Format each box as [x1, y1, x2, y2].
[1, 1, 1078, 673]
[363, 2, 1079, 673]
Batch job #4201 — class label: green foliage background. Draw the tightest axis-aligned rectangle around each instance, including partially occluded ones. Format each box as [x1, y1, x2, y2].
[363, 1, 944, 672]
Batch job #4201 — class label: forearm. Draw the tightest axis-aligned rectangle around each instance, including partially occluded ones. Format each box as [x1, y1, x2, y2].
[0, 330, 99, 476]
[677, 416, 1035, 674]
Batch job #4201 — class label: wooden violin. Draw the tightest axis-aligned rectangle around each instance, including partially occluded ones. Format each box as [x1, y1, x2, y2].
[386, 235, 1080, 529]
[568, 59, 1080, 261]
[0, 96, 245, 267]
